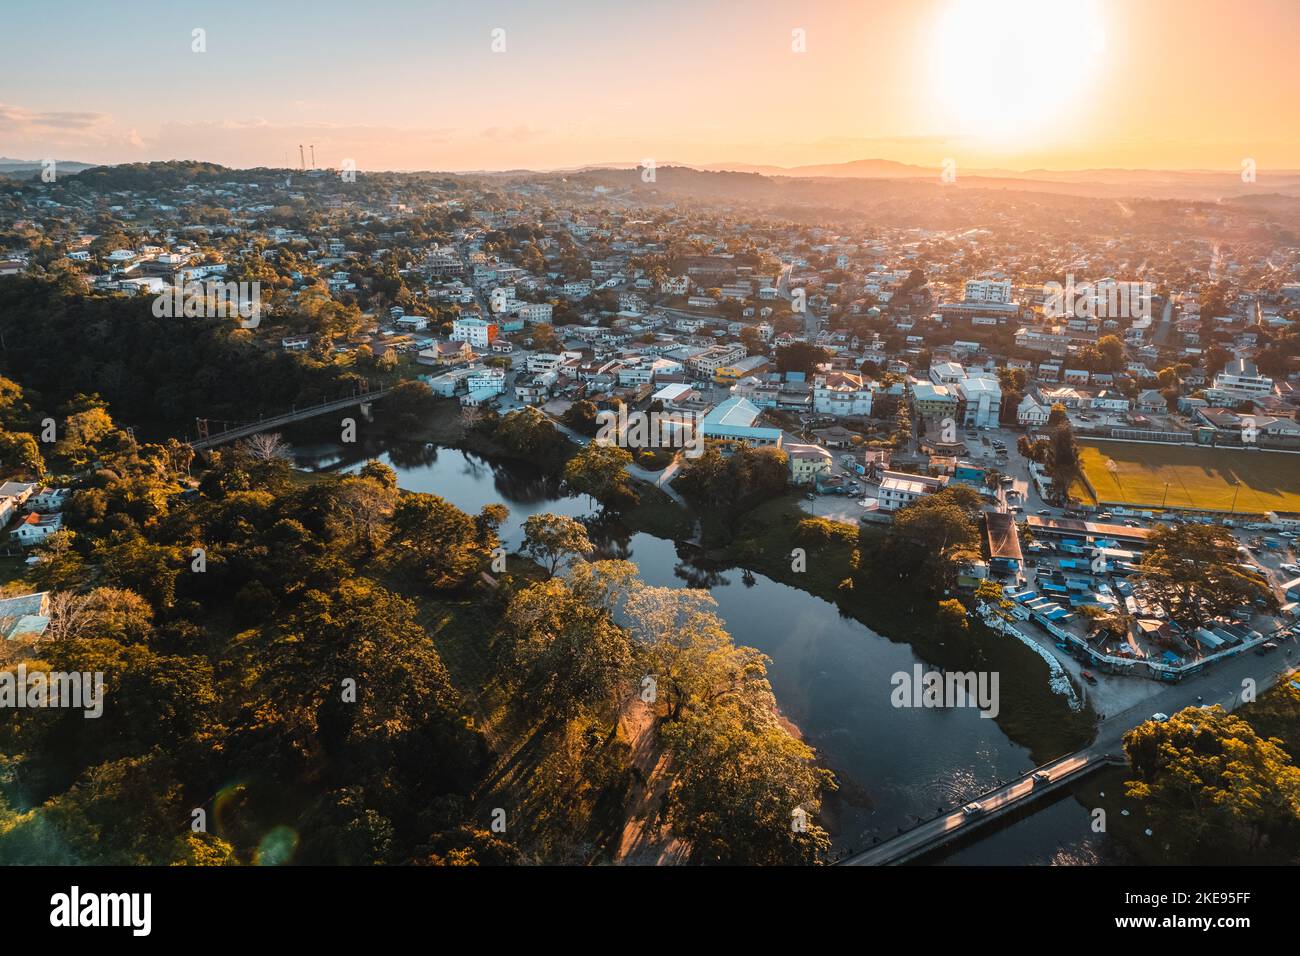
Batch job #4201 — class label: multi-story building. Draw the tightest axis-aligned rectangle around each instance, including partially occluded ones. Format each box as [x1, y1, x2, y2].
[963, 276, 1012, 304]
[466, 367, 506, 395]
[813, 372, 875, 417]
[877, 470, 949, 511]
[688, 344, 747, 378]
[451, 316, 498, 348]
[956, 374, 1003, 429]
[526, 352, 563, 374]
[517, 302, 552, 324]
[911, 380, 958, 420]
[1205, 358, 1274, 406]
[785, 443, 833, 485]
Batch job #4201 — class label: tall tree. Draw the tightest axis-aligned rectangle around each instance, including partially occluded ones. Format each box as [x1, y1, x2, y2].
[1137, 524, 1275, 629]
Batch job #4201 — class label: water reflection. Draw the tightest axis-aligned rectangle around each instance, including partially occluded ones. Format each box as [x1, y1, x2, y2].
[291, 438, 1102, 863]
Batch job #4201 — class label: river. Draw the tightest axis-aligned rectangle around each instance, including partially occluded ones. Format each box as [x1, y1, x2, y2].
[292, 436, 1109, 864]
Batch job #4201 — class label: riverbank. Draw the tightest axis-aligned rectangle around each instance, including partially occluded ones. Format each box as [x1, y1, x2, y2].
[700, 496, 1099, 764]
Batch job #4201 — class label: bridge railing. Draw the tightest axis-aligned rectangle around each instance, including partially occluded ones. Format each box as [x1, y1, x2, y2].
[193, 387, 391, 449]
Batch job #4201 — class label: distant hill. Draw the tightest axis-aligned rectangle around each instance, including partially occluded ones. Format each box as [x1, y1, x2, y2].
[567, 157, 1300, 202]
[0, 157, 99, 180]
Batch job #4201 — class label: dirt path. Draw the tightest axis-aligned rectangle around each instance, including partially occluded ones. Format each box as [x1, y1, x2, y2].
[613, 698, 688, 865]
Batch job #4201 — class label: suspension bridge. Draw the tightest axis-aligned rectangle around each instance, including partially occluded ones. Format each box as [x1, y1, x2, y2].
[191, 386, 392, 451]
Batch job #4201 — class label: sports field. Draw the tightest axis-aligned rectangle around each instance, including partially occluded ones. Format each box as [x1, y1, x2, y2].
[1074, 440, 1300, 513]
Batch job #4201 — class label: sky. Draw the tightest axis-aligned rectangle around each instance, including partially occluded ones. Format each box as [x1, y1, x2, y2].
[2, 0, 1298, 173]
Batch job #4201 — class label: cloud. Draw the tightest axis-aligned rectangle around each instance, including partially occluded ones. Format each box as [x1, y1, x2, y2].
[0, 102, 113, 134]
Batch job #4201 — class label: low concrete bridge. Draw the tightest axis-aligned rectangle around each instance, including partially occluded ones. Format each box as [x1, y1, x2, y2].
[839, 751, 1121, 866]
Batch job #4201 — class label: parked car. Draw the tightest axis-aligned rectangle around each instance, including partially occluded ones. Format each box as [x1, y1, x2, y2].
[1037, 509, 1051, 516]
[1256, 641, 1279, 655]
[1081, 671, 1097, 685]
[1151, 712, 1170, 722]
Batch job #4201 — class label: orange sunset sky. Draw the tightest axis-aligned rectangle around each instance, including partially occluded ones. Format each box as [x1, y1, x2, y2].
[1, 0, 1297, 172]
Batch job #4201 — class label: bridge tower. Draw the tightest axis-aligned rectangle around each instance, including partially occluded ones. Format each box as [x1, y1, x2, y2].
[196, 418, 209, 441]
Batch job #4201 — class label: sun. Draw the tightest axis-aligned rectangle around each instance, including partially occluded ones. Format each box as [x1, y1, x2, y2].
[932, 0, 1108, 146]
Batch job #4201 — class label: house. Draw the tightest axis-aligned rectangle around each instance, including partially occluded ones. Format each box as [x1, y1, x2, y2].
[1136, 389, 1167, 414]
[9, 512, 62, 547]
[0, 590, 51, 641]
[1017, 393, 1050, 426]
[1090, 390, 1131, 413]
[418, 340, 474, 366]
[785, 443, 833, 485]
[652, 383, 701, 408]
[26, 487, 71, 513]
[0, 482, 37, 506]
[394, 315, 430, 332]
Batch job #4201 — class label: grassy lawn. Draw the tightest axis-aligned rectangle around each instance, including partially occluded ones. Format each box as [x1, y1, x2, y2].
[1074, 439, 1300, 513]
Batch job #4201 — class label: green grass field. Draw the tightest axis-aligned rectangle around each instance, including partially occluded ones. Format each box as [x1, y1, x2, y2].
[1075, 440, 1300, 513]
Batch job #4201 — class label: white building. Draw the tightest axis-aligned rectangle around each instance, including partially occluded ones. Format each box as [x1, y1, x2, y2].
[957, 374, 1003, 429]
[877, 471, 949, 511]
[964, 277, 1012, 304]
[813, 372, 875, 417]
[517, 303, 552, 324]
[466, 367, 506, 394]
[1205, 358, 1274, 406]
[527, 352, 564, 374]
[451, 316, 496, 348]
[9, 512, 62, 546]
[1017, 393, 1050, 426]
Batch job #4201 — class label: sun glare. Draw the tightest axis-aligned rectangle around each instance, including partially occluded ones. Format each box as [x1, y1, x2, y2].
[933, 0, 1107, 146]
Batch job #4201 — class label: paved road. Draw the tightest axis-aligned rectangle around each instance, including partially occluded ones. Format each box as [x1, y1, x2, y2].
[540, 409, 688, 506]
